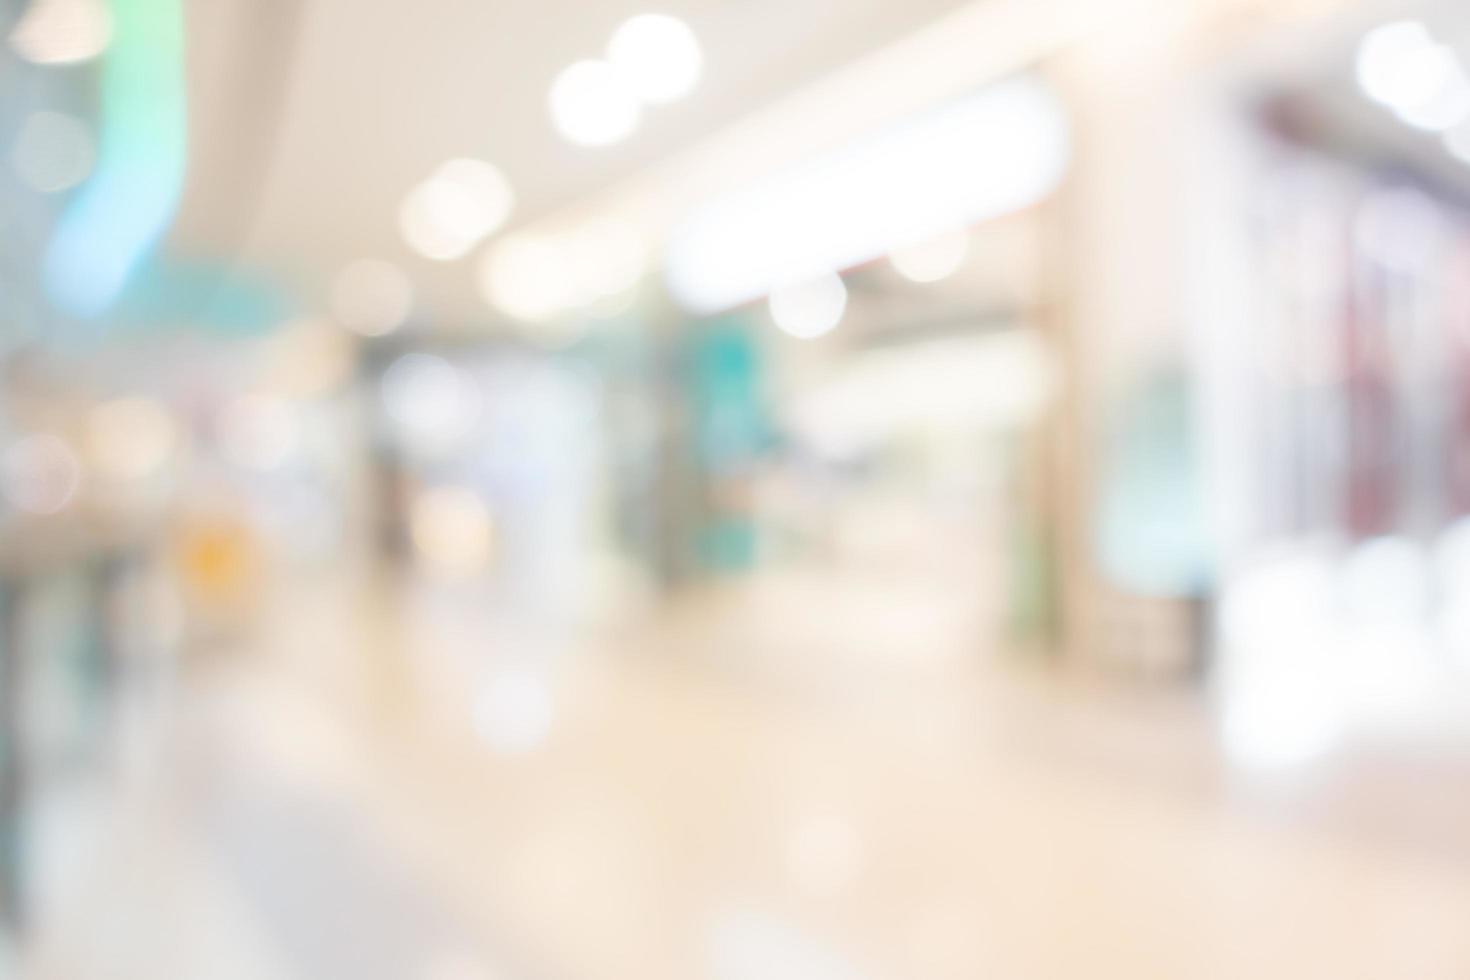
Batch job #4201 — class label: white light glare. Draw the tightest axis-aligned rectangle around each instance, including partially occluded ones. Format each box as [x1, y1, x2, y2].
[480, 236, 570, 323]
[1338, 538, 1437, 718]
[400, 158, 515, 261]
[889, 228, 969, 283]
[607, 14, 703, 104]
[768, 273, 847, 340]
[1398, 74, 1470, 132]
[549, 59, 641, 147]
[567, 219, 647, 299]
[1355, 21, 1470, 131]
[479, 222, 647, 327]
[666, 76, 1069, 314]
[1217, 552, 1342, 771]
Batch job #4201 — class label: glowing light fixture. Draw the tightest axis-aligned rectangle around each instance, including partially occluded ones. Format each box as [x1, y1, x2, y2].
[399, 158, 515, 261]
[1355, 20, 1470, 131]
[566, 218, 647, 299]
[607, 13, 702, 104]
[1398, 72, 1470, 132]
[666, 76, 1069, 314]
[479, 235, 570, 322]
[888, 228, 969, 283]
[768, 273, 847, 340]
[478, 223, 645, 337]
[549, 59, 641, 147]
[1356, 21, 1449, 109]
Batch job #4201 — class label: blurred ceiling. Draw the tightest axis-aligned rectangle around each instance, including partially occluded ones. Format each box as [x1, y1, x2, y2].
[170, 0, 976, 325]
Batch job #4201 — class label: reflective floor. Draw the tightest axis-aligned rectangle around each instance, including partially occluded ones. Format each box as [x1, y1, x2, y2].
[22, 567, 1470, 980]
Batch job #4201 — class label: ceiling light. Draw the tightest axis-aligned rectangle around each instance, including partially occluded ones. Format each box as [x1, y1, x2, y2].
[607, 13, 703, 104]
[399, 158, 514, 261]
[549, 59, 640, 147]
[768, 273, 847, 340]
[666, 76, 1068, 314]
[889, 228, 969, 283]
[1396, 71, 1470, 131]
[1355, 21, 1461, 113]
[479, 235, 573, 321]
[566, 219, 647, 299]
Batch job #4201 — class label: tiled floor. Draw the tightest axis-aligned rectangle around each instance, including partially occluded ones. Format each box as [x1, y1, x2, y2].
[22, 567, 1470, 979]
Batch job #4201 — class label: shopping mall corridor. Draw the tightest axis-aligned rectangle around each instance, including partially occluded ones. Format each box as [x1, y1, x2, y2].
[21, 568, 1470, 980]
